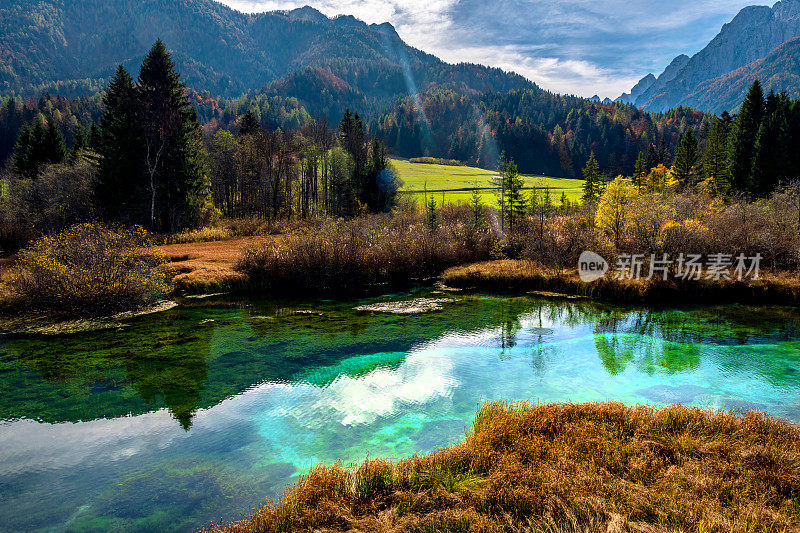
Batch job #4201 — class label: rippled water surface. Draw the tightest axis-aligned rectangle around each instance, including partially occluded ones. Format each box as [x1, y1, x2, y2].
[1, 292, 799, 532]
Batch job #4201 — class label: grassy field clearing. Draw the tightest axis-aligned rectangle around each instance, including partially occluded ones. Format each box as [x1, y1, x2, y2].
[391, 158, 584, 206]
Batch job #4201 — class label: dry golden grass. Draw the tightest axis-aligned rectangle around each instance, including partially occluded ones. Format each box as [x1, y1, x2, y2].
[204, 401, 800, 533]
[442, 260, 800, 305]
[155, 236, 270, 294]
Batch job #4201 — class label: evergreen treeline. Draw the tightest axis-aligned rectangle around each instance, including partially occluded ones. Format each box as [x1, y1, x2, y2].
[0, 94, 103, 170]
[0, 92, 313, 171]
[726, 80, 800, 196]
[372, 88, 710, 178]
[577, 81, 800, 201]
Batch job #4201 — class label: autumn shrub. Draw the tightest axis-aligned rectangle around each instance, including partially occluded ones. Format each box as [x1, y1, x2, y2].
[9, 222, 169, 316]
[168, 226, 233, 244]
[518, 187, 800, 272]
[236, 210, 495, 293]
[523, 205, 608, 268]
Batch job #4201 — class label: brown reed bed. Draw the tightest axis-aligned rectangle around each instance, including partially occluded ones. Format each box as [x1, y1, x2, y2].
[204, 401, 800, 532]
[442, 260, 800, 306]
[235, 212, 494, 295]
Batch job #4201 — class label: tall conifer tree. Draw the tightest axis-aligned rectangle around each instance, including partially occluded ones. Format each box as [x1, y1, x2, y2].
[672, 128, 699, 188]
[727, 80, 764, 193]
[582, 151, 601, 203]
[751, 91, 790, 196]
[703, 118, 729, 194]
[238, 108, 261, 137]
[10, 124, 34, 178]
[98, 65, 146, 221]
[137, 39, 207, 231]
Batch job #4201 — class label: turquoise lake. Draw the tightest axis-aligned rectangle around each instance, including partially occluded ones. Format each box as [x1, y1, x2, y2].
[0, 291, 799, 532]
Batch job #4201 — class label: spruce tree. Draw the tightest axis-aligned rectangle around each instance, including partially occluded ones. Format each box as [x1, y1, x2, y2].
[502, 156, 526, 233]
[582, 151, 601, 203]
[10, 116, 66, 178]
[672, 128, 699, 188]
[786, 100, 800, 182]
[424, 190, 439, 232]
[10, 124, 33, 178]
[703, 118, 729, 195]
[727, 80, 764, 193]
[238, 108, 261, 137]
[633, 150, 647, 189]
[42, 118, 66, 164]
[138, 40, 207, 231]
[751, 91, 790, 196]
[467, 181, 486, 230]
[98, 65, 147, 222]
[88, 123, 101, 151]
[30, 116, 47, 168]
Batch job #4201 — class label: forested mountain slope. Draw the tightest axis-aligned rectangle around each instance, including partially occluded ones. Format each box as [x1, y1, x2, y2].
[0, 0, 533, 112]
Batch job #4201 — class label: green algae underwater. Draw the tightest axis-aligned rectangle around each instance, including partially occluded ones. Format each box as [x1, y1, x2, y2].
[0, 291, 799, 532]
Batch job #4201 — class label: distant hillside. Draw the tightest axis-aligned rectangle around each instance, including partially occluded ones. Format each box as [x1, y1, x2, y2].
[0, 0, 533, 114]
[619, 0, 800, 112]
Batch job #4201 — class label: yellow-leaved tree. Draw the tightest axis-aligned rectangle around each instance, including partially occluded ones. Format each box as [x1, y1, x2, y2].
[595, 177, 640, 250]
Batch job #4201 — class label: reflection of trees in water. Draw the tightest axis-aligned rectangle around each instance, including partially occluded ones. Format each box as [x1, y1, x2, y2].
[125, 354, 208, 430]
[496, 297, 800, 377]
[6, 315, 215, 429]
[4, 297, 799, 426]
[591, 306, 800, 376]
[593, 330, 700, 375]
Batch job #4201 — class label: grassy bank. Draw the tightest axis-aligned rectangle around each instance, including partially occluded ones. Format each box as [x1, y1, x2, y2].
[205, 401, 800, 532]
[443, 260, 800, 305]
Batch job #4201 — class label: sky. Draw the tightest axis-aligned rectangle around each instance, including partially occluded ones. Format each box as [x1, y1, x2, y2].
[220, 0, 772, 98]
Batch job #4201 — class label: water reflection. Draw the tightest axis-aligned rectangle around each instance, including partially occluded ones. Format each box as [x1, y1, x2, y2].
[1, 296, 799, 430]
[0, 294, 798, 531]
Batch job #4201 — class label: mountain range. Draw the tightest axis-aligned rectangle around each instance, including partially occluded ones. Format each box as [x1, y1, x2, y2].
[617, 0, 800, 113]
[0, 0, 532, 115]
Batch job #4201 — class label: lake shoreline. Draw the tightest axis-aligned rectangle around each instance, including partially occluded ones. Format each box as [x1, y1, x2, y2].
[204, 401, 800, 533]
[442, 260, 800, 306]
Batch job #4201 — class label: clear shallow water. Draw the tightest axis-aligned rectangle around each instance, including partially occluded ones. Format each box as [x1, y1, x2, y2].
[0, 292, 799, 532]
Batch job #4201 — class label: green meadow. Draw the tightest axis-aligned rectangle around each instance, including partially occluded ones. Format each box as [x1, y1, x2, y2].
[391, 158, 584, 206]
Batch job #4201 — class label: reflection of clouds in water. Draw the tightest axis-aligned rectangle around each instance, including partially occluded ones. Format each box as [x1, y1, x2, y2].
[311, 349, 457, 426]
[0, 411, 182, 475]
[0, 341, 461, 476]
[0, 382, 291, 477]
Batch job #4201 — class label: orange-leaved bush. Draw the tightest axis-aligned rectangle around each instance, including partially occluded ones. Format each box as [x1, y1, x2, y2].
[11, 222, 169, 315]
